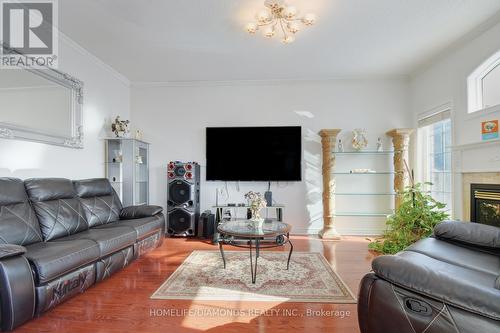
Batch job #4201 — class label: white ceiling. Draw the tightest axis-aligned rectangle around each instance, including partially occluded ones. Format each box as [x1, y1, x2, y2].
[59, 0, 500, 82]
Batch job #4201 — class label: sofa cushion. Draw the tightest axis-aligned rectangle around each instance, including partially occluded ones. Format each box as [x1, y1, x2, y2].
[407, 238, 500, 276]
[0, 177, 29, 205]
[0, 178, 43, 246]
[25, 239, 100, 284]
[97, 215, 163, 239]
[30, 198, 88, 241]
[55, 226, 136, 257]
[73, 179, 122, 227]
[25, 178, 76, 202]
[25, 178, 89, 241]
[73, 178, 115, 198]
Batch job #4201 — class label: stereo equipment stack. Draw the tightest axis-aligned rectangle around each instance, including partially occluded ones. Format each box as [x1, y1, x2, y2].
[166, 161, 200, 236]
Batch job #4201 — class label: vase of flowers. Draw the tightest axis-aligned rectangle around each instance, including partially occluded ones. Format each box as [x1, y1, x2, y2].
[244, 191, 267, 225]
[111, 116, 130, 138]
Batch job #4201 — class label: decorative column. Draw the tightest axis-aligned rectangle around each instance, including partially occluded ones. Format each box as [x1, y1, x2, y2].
[386, 128, 414, 209]
[319, 129, 342, 240]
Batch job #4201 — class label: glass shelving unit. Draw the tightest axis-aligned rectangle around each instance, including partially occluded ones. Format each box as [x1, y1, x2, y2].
[335, 193, 396, 196]
[105, 138, 150, 207]
[332, 171, 397, 175]
[332, 150, 399, 155]
[333, 149, 396, 218]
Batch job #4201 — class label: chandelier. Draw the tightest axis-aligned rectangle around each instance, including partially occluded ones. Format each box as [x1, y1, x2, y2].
[245, 0, 316, 44]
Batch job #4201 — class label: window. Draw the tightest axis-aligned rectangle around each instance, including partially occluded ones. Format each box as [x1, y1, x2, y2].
[468, 50, 500, 113]
[482, 64, 500, 108]
[417, 110, 452, 214]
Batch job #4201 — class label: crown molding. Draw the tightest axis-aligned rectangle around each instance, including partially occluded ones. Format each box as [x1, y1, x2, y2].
[59, 32, 131, 87]
[131, 75, 409, 88]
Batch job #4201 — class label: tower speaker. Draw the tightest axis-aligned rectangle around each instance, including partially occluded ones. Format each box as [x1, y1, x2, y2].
[166, 161, 200, 236]
[197, 210, 215, 240]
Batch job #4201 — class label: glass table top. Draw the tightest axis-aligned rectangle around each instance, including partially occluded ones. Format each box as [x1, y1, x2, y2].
[217, 220, 291, 237]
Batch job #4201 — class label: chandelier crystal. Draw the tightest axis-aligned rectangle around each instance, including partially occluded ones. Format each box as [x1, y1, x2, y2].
[246, 0, 316, 44]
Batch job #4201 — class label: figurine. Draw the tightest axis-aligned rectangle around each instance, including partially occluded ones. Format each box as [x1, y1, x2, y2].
[338, 139, 344, 152]
[376, 137, 383, 152]
[352, 128, 368, 151]
[135, 129, 143, 140]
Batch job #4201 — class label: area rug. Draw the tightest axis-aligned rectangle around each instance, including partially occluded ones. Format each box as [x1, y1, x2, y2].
[151, 250, 356, 303]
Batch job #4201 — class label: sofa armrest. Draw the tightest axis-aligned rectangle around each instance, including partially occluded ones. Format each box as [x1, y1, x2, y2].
[0, 245, 35, 330]
[372, 254, 500, 320]
[0, 244, 26, 259]
[120, 205, 163, 219]
[434, 221, 500, 249]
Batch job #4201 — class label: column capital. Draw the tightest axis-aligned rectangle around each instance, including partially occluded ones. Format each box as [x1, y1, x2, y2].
[386, 128, 414, 138]
[319, 129, 342, 138]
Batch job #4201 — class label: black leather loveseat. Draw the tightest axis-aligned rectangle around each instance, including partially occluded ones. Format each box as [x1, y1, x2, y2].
[0, 177, 165, 331]
[358, 221, 500, 333]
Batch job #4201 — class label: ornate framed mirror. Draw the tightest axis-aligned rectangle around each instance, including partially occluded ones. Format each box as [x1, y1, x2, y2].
[0, 45, 84, 148]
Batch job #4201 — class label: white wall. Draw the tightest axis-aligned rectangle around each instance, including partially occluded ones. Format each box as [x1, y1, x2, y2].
[131, 79, 411, 235]
[0, 34, 130, 179]
[410, 19, 500, 220]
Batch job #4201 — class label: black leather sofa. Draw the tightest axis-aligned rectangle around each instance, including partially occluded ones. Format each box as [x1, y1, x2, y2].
[0, 177, 165, 331]
[358, 221, 500, 333]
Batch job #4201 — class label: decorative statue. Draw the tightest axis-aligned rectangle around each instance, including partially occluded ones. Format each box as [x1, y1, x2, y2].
[352, 128, 368, 151]
[111, 116, 130, 138]
[376, 137, 383, 152]
[244, 191, 267, 223]
[337, 139, 344, 152]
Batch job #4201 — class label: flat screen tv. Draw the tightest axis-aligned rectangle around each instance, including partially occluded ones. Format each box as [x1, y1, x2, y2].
[206, 126, 302, 181]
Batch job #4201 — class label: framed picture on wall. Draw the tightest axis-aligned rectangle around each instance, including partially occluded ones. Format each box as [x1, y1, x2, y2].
[481, 120, 499, 140]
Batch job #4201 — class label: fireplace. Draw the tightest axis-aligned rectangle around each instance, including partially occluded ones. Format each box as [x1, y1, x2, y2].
[470, 183, 500, 227]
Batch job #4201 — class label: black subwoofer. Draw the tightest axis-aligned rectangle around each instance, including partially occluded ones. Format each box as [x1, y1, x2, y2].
[168, 180, 193, 206]
[168, 209, 195, 235]
[166, 161, 200, 236]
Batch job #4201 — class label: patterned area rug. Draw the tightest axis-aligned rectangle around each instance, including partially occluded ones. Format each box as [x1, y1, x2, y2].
[151, 251, 356, 303]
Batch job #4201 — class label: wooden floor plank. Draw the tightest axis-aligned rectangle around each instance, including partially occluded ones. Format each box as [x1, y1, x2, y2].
[14, 236, 375, 333]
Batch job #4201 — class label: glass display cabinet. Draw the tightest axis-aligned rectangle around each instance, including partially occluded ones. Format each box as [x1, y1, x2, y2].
[104, 138, 150, 207]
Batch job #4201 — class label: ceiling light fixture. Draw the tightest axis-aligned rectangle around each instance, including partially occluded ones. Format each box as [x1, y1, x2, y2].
[246, 0, 316, 44]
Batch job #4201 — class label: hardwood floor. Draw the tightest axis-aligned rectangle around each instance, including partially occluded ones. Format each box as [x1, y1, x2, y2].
[15, 236, 376, 333]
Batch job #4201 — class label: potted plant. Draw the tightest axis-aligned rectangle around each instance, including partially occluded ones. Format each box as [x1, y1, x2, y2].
[369, 172, 449, 254]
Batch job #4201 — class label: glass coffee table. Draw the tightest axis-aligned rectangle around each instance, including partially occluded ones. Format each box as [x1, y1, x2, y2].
[217, 219, 293, 284]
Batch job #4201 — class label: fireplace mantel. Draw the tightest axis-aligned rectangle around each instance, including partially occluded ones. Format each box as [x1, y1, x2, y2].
[452, 138, 500, 151]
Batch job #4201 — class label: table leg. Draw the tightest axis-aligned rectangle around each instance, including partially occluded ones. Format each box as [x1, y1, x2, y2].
[256, 239, 260, 258]
[218, 241, 226, 269]
[249, 239, 259, 284]
[287, 234, 293, 270]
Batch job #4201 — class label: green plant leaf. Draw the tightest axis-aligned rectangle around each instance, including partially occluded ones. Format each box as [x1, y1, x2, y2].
[369, 182, 449, 254]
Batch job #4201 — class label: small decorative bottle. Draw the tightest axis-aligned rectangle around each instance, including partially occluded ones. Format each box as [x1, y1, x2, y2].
[338, 139, 344, 152]
[376, 138, 383, 152]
